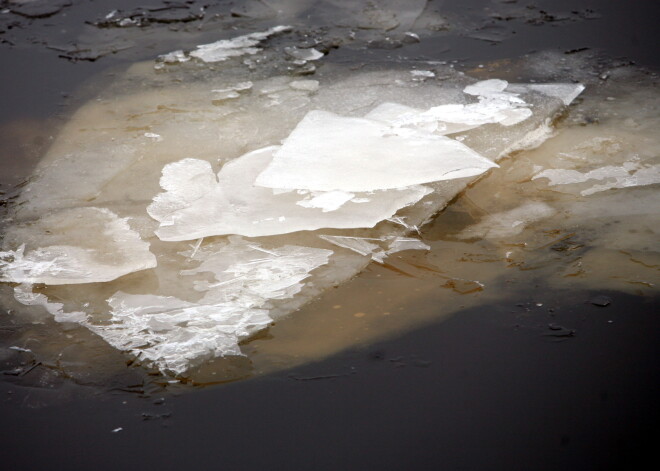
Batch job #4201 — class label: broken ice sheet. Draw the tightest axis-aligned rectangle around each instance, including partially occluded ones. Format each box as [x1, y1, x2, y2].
[284, 46, 324, 61]
[148, 146, 431, 240]
[1, 208, 156, 285]
[318, 235, 429, 263]
[533, 163, 660, 196]
[365, 79, 538, 135]
[456, 202, 557, 239]
[159, 25, 292, 64]
[1, 60, 584, 376]
[255, 110, 498, 192]
[87, 238, 333, 374]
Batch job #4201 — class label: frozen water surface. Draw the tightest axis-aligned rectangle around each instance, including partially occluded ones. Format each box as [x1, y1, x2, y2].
[0, 51, 583, 376]
[20, 2, 660, 382]
[1, 208, 156, 285]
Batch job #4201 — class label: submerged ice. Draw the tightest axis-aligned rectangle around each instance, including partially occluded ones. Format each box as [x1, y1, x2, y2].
[88, 238, 332, 374]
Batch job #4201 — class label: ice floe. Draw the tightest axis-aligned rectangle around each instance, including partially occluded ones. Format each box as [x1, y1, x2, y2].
[148, 146, 432, 240]
[86, 237, 332, 374]
[159, 25, 292, 64]
[1, 208, 156, 285]
[533, 163, 660, 196]
[457, 202, 557, 239]
[255, 110, 498, 192]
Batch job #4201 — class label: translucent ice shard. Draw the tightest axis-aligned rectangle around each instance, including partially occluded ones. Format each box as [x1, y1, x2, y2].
[2, 60, 583, 375]
[365, 80, 578, 137]
[457, 202, 557, 239]
[284, 46, 324, 61]
[508, 83, 586, 106]
[159, 25, 292, 63]
[87, 238, 332, 374]
[148, 146, 431, 240]
[1, 208, 156, 285]
[255, 110, 498, 192]
[533, 164, 660, 196]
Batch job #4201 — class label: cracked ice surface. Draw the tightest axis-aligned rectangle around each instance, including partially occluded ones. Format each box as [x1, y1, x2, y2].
[3, 60, 582, 375]
[87, 237, 332, 374]
[159, 25, 292, 64]
[255, 110, 498, 192]
[1, 208, 156, 285]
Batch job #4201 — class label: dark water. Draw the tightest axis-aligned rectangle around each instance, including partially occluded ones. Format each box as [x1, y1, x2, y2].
[1, 1, 658, 469]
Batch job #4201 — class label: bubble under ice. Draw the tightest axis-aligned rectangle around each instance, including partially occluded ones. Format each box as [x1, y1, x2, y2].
[0, 52, 583, 375]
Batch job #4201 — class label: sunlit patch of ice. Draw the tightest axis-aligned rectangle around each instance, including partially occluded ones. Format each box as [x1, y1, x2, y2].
[1, 208, 156, 285]
[364, 80, 541, 135]
[296, 190, 356, 212]
[158, 25, 292, 64]
[457, 202, 557, 239]
[509, 83, 586, 106]
[319, 235, 429, 263]
[284, 46, 324, 61]
[289, 80, 320, 92]
[533, 163, 660, 196]
[85, 237, 332, 374]
[13, 284, 87, 324]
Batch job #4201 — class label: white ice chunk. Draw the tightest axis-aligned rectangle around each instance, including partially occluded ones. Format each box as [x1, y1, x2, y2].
[289, 80, 320, 92]
[0, 208, 156, 285]
[89, 238, 332, 374]
[365, 93, 532, 135]
[148, 146, 432, 240]
[411, 70, 435, 78]
[211, 81, 253, 100]
[158, 50, 189, 64]
[255, 110, 498, 192]
[284, 47, 324, 61]
[296, 190, 356, 211]
[533, 163, 660, 196]
[186, 25, 292, 63]
[386, 237, 430, 254]
[319, 235, 384, 261]
[457, 202, 557, 239]
[464, 79, 510, 96]
[319, 235, 429, 263]
[511, 83, 586, 106]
